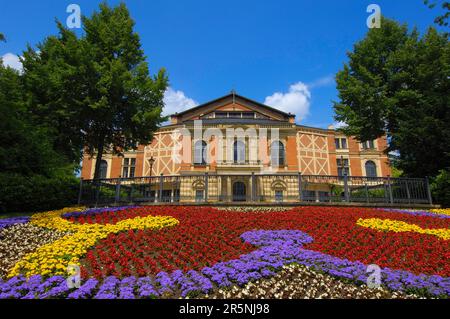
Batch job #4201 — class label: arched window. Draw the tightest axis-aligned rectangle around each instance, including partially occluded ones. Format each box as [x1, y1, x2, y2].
[271, 141, 285, 166]
[365, 160, 377, 177]
[99, 160, 108, 179]
[233, 140, 246, 163]
[194, 140, 207, 165]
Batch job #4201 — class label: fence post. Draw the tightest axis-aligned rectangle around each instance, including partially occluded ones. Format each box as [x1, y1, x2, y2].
[343, 174, 349, 202]
[425, 176, 433, 205]
[129, 184, 134, 202]
[383, 184, 388, 203]
[365, 183, 369, 203]
[387, 176, 394, 204]
[95, 179, 100, 207]
[148, 177, 152, 201]
[159, 173, 164, 202]
[115, 177, 122, 203]
[405, 179, 411, 204]
[298, 172, 302, 202]
[251, 172, 256, 202]
[77, 178, 84, 205]
[204, 172, 208, 202]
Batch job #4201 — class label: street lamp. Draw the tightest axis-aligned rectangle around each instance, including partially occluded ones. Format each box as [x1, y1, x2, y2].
[148, 156, 155, 177]
[339, 155, 348, 177]
[340, 155, 350, 202]
[148, 156, 155, 201]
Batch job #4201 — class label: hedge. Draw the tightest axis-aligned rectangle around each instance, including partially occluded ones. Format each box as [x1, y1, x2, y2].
[0, 173, 79, 214]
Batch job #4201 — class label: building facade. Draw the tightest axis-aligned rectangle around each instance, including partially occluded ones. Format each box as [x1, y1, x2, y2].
[81, 93, 391, 203]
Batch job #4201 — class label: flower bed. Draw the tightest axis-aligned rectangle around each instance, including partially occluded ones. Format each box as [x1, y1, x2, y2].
[206, 264, 417, 299]
[0, 205, 448, 299]
[0, 216, 31, 230]
[8, 212, 179, 278]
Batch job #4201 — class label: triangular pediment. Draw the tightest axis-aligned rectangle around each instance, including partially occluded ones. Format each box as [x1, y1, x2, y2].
[171, 93, 295, 124]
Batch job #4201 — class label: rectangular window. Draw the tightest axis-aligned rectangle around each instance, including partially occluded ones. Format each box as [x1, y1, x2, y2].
[195, 190, 204, 202]
[335, 138, 340, 149]
[215, 112, 227, 118]
[228, 112, 241, 118]
[275, 190, 283, 202]
[362, 140, 376, 149]
[336, 158, 349, 167]
[122, 158, 136, 178]
[335, 138, 347, 149]
[241, 112, 255, 119]
[130, 158, 136, 177]
[122, 159, 129, 178]
[336, 158, 350, 176]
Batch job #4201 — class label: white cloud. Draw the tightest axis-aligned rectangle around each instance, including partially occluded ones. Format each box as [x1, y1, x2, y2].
[1, 53, 22, 72]
[332, 121, 348, 129]
[307, 75, 334, 89]
[163, 87, 198, 117]
[264, 82, 311, 122]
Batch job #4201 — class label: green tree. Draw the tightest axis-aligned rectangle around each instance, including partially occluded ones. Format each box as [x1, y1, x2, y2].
[334, 18, 450, 178]
[424, 1, 449, 30]
[0, 59, 79, 213]
[0, 33, 5, 42]
[0, 61, 62, 176]
[22, 2, 168, 179]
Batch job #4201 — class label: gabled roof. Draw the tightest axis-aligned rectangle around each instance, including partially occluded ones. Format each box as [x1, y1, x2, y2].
[170, 92, 295, 123]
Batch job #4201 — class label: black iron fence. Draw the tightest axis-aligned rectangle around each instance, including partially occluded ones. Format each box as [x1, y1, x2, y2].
[78, 173, 433, 206]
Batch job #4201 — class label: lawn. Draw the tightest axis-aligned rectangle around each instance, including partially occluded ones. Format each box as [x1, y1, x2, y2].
[0, 205, 449, 299]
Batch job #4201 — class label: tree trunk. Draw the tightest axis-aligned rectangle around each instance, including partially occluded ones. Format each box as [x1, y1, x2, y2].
[93, 140, 105, 180]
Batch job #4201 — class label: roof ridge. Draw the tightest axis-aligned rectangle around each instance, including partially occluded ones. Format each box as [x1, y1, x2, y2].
[171, 92, 294, 118]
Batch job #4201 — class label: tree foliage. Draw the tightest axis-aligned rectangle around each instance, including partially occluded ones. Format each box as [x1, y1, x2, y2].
[424, 0, 450, 31]
[0, 58, 78, 213]
[0, 61, 66, 176]
[334, 18, 450, 178]
[430, 169, 450, 207]
[22, 2, 168, 179]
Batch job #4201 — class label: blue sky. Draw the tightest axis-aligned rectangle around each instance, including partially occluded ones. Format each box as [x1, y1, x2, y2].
[0, 0, 446, 128]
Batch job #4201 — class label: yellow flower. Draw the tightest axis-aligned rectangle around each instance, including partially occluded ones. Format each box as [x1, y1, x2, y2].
[356, 218, 450, 240]
[9, 207, 179, 278]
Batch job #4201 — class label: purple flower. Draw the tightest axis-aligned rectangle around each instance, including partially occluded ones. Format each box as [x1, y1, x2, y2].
[137, 277, 158, 298]
[154, 272, 174, 295]
[187, 270, 213, 294]
[38, 276, 70, 299]
[67, 278, 99, 299]
[62, 206, 139, 219]
[94, 276, 120, 299]
[380, 208, 450, 219]
[0, 216, 30, 230]
[118, 276, 136, 299]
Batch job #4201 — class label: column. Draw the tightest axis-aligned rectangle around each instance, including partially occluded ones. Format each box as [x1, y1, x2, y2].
[227, 176, 232, 202]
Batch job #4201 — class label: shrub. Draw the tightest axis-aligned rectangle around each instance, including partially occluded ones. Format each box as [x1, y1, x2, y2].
[430, 169, 450, 207]
[0, 173, 79, 214]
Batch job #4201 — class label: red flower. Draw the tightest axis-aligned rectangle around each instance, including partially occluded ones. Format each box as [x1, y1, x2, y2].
[73, 206, 449, 279]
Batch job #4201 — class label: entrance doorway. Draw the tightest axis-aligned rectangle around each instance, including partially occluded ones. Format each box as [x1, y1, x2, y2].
[233, 181, 246, 202]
